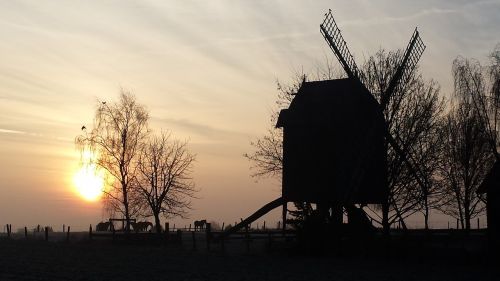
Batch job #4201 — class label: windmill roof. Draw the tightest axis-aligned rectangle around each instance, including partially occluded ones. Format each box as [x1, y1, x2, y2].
[276, 78, 383, 128]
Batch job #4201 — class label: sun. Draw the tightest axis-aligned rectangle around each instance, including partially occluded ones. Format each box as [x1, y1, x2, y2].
[73, 164, 104, 201]
[73, 151, 105, 201]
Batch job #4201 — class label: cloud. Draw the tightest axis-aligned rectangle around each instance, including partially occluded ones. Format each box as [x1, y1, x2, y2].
[340, 8, 458, 27]
[0, 127, 73, 143]
[152, 117, 247, 140]
[0, 128, 25, 135]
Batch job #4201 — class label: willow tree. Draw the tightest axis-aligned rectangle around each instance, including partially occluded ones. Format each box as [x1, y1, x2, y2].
[136, 132, 197, 233]
[438, 101, 492, 230]
[452, 45, 500, 160]
[76, 91, 149, 231]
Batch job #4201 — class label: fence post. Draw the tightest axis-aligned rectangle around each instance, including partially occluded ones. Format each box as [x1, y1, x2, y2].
[89, 224, 93, 240]
[456, 218, 459, 229]
[6, 224, 10, 238]
[63, 224, 65, 233]
[477, 218, 480, 229]
[263, 221, 266, 230]
[24, 226, 28, 239]
[112, 223, 116, 241]
[221, 222, 225, 231]
[44, 227, 49, 241]
[206, 223, 211, 251]
[192, 231, 197, 250]
[189, 224, 192, 232]
[66, 226, 70, 242]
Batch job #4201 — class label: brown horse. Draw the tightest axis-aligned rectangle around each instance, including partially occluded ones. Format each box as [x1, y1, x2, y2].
[194, 220, 206, 231]
[131, 221, 153, 232]
[96, 222, 111, 232]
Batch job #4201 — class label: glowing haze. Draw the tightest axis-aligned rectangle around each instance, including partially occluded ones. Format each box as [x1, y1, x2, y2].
[1, 1, 499, 230]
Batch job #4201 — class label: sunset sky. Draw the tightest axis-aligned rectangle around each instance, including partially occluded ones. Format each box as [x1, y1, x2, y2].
[1, 0, 499, 231]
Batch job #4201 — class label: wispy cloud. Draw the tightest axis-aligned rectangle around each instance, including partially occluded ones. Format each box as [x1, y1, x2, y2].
[340, 8, 458, 27]
[0, 128, 25, 135]
[152, 117, 247, 140]
[0, 127, 73, 143]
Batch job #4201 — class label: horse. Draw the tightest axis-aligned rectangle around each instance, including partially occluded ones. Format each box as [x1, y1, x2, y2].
[131, 221, 153, 232]
[96, 222, 111, 232]
[194, 220, 206, 231]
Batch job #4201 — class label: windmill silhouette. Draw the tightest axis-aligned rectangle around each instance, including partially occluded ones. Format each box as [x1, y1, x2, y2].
[223, 10, 428, 237]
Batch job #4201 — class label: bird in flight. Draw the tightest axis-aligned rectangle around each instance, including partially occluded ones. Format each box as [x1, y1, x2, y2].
[81, 125, 86, 130]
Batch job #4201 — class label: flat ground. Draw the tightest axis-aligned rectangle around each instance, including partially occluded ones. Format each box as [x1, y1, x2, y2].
[0, 235, 498, 281]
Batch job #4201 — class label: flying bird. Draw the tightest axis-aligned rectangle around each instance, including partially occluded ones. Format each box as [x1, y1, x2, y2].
[81, 125, 86, 130]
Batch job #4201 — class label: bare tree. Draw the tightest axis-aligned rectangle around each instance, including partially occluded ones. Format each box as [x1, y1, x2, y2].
[438, 101, 492, 229]
[76, 90, 149, 231]
[136, 132, 197, 233]
[244, 63, 342, 179]
[246, 50, 444, 229]
[244, 74, 303, 179]
[362, 49, 445, 229]
[452, 46, 500, 160]
[436, 47, 500, 230]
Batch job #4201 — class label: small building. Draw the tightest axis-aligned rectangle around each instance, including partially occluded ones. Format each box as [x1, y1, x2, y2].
[478, 160, 500, 251]
[276, 78, 387, 208]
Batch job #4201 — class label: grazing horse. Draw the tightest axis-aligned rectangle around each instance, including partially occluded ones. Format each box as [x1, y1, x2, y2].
[96, 222, 111, 232]
[194, 220, 206, 231]
[131, 221, 153, 232]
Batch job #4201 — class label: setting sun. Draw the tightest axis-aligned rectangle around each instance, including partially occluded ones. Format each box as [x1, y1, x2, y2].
[73, 164, 104, 201]
[73, 150, 105, 201]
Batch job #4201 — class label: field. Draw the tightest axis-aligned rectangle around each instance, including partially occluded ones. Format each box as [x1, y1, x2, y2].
[0, 231, 498, 281]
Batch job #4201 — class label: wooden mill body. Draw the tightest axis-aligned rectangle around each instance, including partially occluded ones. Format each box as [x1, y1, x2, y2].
[276, 78, 387, 206]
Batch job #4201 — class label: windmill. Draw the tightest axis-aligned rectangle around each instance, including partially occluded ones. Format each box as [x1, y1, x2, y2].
[221, 9, 428, 238]
[318, 9, 429, 230]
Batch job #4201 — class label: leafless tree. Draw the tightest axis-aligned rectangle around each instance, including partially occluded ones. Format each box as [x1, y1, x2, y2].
[244, 74, 304, 179]
[246, 50, 444, 229]
[136, 132, 197, 233]
[244, 62, 343, 178]
[362, 49, 445, 229]
[437, 101, 492, 230]
[435, 46, 500, 230]
[76, 90, 149, 231]
[452, 45, 500, 160]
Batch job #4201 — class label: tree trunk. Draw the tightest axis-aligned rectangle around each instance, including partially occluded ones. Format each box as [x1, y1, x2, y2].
[154, 212, 162, 234]
[122, 181, 131, 233]
[424, 196, 429, 230]
[463, 196, 471, 230]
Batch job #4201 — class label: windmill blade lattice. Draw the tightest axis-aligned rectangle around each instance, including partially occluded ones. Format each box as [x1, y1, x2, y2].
[320, 10, 364, 84]
[381, 28, 426, 109]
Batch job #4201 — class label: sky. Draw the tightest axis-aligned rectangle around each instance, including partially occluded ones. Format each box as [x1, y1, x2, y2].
[1, 0, 499, 231]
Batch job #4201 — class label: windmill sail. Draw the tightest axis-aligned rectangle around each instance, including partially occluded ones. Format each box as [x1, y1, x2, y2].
[320, 10, 430, 203]
[381, 28, 426, 109]
[320, 10, 364, 84]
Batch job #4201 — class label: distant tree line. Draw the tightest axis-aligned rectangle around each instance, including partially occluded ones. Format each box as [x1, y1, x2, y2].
[245, 43, 500, 231]
[76, 92, 197, 233]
